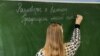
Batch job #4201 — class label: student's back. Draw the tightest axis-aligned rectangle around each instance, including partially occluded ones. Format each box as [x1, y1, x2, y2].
[36, 14, 83, 56]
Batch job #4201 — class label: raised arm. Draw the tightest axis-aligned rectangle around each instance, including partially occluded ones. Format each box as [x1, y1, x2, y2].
[70, 14, 83, 44]
[66, 15, 83, 56]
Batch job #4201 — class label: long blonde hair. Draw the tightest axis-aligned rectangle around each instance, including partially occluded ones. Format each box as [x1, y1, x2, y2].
[43, 23, 65, 56]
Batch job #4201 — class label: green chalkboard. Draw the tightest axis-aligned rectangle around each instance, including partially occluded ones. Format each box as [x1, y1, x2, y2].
[0, 1, 100, 56]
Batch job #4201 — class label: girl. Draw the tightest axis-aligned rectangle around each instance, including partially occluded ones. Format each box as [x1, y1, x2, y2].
[36, 14, 83, 56]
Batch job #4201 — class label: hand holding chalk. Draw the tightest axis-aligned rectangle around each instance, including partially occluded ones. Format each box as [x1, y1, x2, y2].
[75, 14, 83, 25]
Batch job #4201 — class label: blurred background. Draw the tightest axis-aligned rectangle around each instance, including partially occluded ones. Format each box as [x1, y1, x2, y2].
[0, 1, 100, 56]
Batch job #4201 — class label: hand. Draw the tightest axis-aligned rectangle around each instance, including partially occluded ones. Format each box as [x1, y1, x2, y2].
[75, 14, 83, 25]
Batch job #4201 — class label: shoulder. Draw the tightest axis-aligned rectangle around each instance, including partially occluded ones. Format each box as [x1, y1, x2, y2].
[36, 49, 44, 56]
[64, 42, 78, 56]
[64, 42, 75, 56]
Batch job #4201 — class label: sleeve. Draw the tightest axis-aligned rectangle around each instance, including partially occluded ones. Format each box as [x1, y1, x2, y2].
[36, 49, 43, 56]
[68, 24, 81, 55]
[70, 24, 81, 45]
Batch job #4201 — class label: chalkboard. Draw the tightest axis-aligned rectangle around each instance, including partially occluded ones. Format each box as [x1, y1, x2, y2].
[0, 1, 100, 56]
